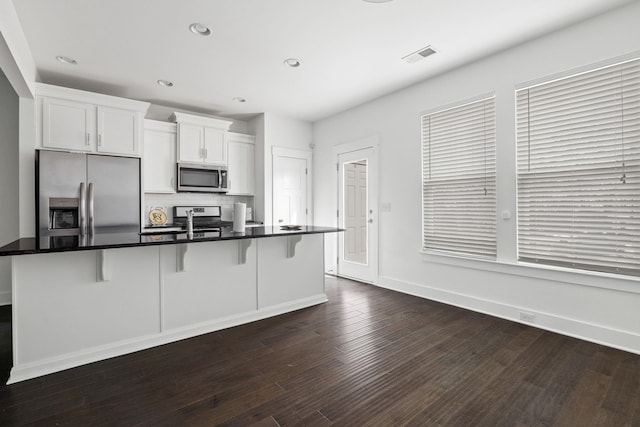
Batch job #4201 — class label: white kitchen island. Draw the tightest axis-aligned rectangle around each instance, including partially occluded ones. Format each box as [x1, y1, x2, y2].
[1, 227, 339, 383]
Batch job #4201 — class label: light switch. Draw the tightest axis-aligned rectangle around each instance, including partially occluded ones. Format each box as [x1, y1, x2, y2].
[381, 202, 392, 213]
[501, 210, 511, 220]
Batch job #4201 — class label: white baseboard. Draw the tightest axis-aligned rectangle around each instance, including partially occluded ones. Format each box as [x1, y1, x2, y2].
[0, 291, 10, 306]
[8, 294, 328, 384]
[376, 275, 640, 355]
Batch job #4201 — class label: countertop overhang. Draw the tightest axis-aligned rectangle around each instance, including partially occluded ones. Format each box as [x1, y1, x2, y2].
[0, 226, 343, 257]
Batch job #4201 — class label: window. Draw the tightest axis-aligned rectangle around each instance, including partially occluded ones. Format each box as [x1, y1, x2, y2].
[516, 58, 640, 276]
[422, 96, 497, 259]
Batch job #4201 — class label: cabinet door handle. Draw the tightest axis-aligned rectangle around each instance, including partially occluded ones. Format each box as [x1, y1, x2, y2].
[98, 134, 102, 147]
[86, 133, 90, 145]
[204, 148, 208, 159]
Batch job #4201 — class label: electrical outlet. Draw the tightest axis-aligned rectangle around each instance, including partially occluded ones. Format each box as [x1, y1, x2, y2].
[519, 311, 536, 323]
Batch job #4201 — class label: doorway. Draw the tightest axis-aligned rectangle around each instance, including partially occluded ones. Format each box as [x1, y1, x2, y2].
[336, 143, 378, 283]
[272, 148, 311, 226]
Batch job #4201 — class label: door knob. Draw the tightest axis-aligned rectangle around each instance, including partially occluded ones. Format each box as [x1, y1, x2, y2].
[368, 219, 373, 223]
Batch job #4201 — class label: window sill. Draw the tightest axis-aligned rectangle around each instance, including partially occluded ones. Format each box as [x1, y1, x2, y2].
[419, 249, 640, 295]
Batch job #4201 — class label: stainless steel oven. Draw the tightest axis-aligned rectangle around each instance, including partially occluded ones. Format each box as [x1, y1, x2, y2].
[177, 163, 228, 193]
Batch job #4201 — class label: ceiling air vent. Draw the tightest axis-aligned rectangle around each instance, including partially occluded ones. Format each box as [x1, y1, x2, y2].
[402, 46, 437, 63]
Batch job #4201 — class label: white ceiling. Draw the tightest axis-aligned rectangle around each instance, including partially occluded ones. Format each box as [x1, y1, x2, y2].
[12, 0, 635, 122]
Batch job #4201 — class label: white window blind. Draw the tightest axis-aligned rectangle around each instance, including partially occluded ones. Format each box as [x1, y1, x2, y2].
[516, 58, 640, 276]
[422, 97, 497, 259]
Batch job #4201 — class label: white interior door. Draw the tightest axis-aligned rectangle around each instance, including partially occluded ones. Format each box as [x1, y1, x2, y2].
[338, 147, 377, 283]
[273, 156, 307, 225]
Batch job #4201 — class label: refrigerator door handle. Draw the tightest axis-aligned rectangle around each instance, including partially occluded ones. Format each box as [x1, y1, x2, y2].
[79, 182, 86, 235]
[88, 182, 95, 235]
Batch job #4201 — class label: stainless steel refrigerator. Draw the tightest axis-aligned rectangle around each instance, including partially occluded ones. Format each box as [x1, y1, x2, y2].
[37, 150, 140, 239]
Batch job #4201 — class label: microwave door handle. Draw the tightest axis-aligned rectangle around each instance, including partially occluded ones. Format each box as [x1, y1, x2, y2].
[88, 182, 95, 235]
[79, 182, 86, 235]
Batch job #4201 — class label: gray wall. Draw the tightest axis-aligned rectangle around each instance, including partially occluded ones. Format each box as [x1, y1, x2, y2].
[0, 67, 19, 305]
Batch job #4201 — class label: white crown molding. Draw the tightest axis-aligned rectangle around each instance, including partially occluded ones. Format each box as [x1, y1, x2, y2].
[35, 83, 150, 112]
[169, 111, 233, 130]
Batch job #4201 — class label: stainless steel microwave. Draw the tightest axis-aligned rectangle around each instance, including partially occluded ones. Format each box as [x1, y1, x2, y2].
[177, 163, 228, 193]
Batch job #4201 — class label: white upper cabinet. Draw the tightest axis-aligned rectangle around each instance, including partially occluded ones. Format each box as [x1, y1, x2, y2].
[41, 97, 94, 151]
[177, 123, 204, 163]
[203, 127, 227, 165]
[171, 112, 232, 166]
[96, 106, 139, 156]
[143, 120, 177, 193]
[36, 83, 149, 157]
[227, 133, 255, 196]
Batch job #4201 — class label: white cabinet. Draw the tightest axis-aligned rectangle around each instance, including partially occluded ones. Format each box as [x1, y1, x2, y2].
[203, 127, 227, 165]
[177, 123, 204, 163]
[143, 120, 177, 193]
[41, 97, 94, 151]
[171, 112, 232, 166]
[227, 132, 255, 196]
[96, 106, 139, 156]
[36, 83, 149, 157]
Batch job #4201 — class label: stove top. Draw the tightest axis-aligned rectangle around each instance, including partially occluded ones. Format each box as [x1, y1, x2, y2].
[173, 205, 224, 232]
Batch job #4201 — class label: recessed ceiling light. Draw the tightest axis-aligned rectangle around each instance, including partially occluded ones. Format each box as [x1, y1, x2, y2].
[233, 97, 247, 103]
[283, 58, 301, 68]
[402, 45, 437, 63]
[157, 79, 174, 87]
[189, 23, 211, 36]
[56, 55, 77, 65]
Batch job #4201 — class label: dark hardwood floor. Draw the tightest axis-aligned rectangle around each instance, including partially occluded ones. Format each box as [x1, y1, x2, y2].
[0, 276, 639, 426]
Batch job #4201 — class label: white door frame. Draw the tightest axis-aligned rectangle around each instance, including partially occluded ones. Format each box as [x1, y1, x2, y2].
[272, 146, 313, 225]
[333, 135, 379, 284]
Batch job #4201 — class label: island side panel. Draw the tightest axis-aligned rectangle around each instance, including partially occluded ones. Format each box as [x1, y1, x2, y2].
[12, 247, 161, 366]
[257, 234, 326, 309]
[161, 240, 258, 331]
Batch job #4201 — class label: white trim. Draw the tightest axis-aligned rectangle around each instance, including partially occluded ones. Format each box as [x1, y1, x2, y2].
[144, 119, 177, 133]
[7, 294, 327, 384]
[272, 146, 311, 158]
[227, 132, 255, 144]
[169, 111, 233, 130]
[376, 275, 640, 355]
[11, 256, 18, 365]
[420, 250, 640, 294]
[35, 83, 150, 112]
[334, 135, 380, 285]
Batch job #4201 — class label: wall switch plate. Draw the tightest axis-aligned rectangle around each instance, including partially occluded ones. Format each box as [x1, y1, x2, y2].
[519, 311, 536, 323]
[381, 202, 392, 212]
[501, 210, 511, 220]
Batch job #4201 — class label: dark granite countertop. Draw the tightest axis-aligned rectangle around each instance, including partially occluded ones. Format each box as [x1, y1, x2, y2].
[0, 226, 343, 257]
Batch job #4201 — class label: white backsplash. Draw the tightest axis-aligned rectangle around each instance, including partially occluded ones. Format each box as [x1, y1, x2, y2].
[144, 193, 253, 226]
